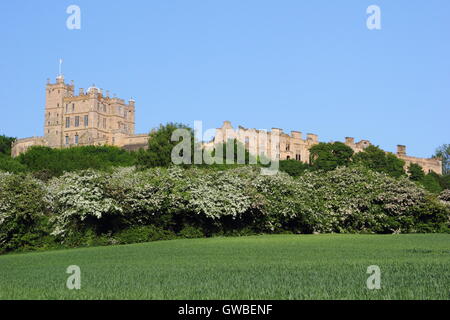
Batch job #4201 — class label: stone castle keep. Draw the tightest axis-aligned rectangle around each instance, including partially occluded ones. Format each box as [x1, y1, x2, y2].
[11, 76, 148, 156]
[12, 76, 442, 175]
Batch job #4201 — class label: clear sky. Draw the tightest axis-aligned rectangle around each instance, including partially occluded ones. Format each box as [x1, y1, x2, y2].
[0, 0, 448, 158]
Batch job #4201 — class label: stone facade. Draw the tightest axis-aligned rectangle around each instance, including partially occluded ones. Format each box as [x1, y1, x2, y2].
[11, 76, 149, 157]
[211, 121, 443, 175]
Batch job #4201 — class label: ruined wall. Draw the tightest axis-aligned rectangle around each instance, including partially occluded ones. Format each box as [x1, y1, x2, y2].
[212, 121, 442, 175]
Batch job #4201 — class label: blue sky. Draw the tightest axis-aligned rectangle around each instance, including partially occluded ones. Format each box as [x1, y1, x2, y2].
[0, 0, 448, 158]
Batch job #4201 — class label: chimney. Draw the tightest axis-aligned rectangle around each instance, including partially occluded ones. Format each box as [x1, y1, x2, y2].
[291, 131, 302, 140]
[397, 145, 406, 156]
[307, 133, 318, 143]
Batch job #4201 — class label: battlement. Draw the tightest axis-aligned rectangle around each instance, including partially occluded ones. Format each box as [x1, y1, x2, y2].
[11, 75, 147, 157]
[212, 121, 442, 174]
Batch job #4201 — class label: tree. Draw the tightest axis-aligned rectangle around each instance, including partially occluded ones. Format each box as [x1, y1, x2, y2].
[210, 139, 256, 166]
[408, 163, 425, 181]
[0, 135, 16, 157]
[352, 145, 406, 178]
[309, 142, 354, 171]
[434, 144, 450, 175]
[136, 123, 196, 169]
[419, 172, 443, 194]
[0, 155, 26, 173]
[279, 160, 310, 177]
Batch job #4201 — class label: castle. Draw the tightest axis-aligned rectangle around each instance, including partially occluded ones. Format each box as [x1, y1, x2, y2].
[11, 75, 148, 157]
[11, 76, 442, 175]
[211, 121, 443, 175]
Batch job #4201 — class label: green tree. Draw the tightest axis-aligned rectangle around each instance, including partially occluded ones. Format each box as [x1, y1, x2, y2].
[279, 160, 310, 177]
[309, 142, 354, 171]
[0, 135, 16, 157]
[353, 145, 406, 178]
[434, 144, 450, 175]
[0, 155, 26, 173]
[408, 163, 425, 181]
[210, 139, 256, 166]
[136, 123, 196, 169]
[16, 145, 136, 177]
[419, 172, 443, 194]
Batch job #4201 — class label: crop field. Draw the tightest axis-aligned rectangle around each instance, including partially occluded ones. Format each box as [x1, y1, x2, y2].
[0, 234, 449, 300]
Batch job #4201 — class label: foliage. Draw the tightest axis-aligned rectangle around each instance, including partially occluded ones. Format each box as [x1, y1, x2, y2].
[0, 135, 15, 157]
[279, 159, 310, 177]
[15, 145, 137, 178]
[178, 226, 204, 239]
[0, 154, 27, 173]
[353, 145, 406, 178]
[210, 139, 257, 165]
[116, 226, 176, 244]
[408, 163, 425, 181]
[309, 142, 354, 171]
[0, 173, 49, 253]
[136, 123, 197, 169]
[46, 170, 123, 238]
[434, 144, 450, 175]
[439, 189, 450, 204]
[419, 172, 443, 194]
[1, 165, 449, 253]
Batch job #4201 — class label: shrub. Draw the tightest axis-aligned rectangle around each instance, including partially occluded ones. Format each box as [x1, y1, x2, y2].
[439, 189, 450, 205]
[0, 173, 49, 253]
[279, 160, 309, 177]
[178, 225, 204, 239]
[46, 170, 122, 238]
[116, 226, 176, 244]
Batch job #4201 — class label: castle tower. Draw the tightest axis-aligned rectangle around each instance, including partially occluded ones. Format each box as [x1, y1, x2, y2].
[44, 75, 74, 147]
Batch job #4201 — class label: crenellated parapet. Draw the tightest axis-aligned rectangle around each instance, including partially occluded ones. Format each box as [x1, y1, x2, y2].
[212, 121, 442, 174]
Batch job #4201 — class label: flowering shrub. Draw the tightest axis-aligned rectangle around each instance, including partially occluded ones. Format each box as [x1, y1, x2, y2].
[293, 166, 427, 233]
[439, 189, 450, 205]
[46, 170, 122, 237]
[1, 165, 448, 253]
[0, 173, 48, 252]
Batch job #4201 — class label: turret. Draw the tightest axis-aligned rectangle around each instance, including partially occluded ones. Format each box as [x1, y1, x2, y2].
[397, 145, 407, 156]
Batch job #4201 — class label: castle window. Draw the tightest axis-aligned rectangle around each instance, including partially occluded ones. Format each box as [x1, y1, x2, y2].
[75, 134, 79, 145]
[72, 103, 75, 111]
[84, 115, 89, 127]
[65, 135, 69, 145]
[65, 117, 70, 128]
[66, 104, 68, 113]
[296, 154, 301, 161]
[75, 116, 80, 127]
[286, 144, 290, 151]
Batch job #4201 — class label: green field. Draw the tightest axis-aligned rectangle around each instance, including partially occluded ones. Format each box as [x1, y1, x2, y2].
[0, 234, 449, 300]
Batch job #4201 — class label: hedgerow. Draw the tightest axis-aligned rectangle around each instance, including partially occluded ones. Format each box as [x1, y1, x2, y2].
[0, 165, 448, 253]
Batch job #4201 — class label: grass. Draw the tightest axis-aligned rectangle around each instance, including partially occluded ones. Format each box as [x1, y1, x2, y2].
[0, 234, 449, 300]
